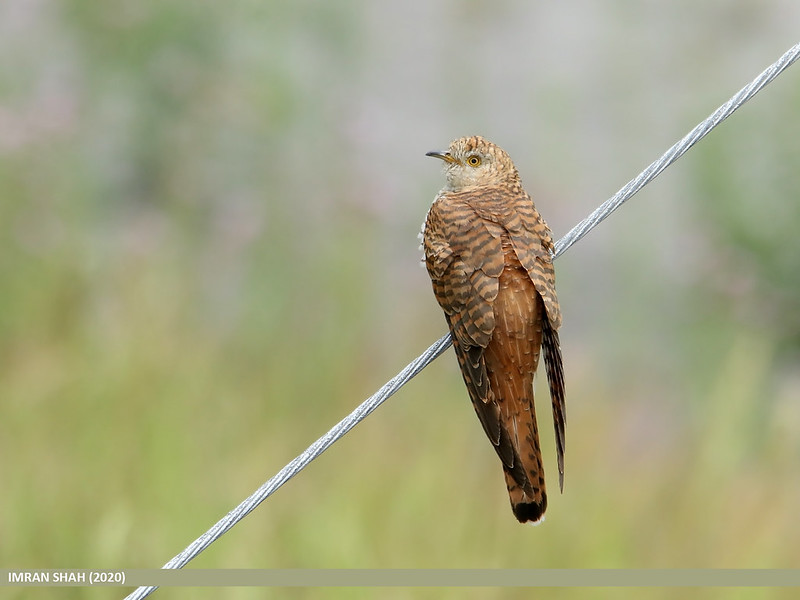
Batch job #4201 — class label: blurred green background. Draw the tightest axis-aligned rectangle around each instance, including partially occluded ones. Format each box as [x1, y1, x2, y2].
[1, 1, 799, 599]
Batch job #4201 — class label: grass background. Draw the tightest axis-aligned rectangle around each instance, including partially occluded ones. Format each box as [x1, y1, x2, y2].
[1, 1, 799, 599]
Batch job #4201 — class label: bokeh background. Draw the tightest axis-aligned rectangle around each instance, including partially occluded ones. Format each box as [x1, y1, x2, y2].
[2, 1, 799, 599]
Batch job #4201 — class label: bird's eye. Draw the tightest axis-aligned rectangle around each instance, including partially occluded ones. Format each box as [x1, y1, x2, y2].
[466, 155, 482, 167]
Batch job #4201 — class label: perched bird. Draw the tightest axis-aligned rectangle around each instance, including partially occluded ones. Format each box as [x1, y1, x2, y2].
[421, 136, 565, 524]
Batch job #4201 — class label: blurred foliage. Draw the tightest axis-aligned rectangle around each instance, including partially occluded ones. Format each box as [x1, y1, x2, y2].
[1, 1, 799, 600]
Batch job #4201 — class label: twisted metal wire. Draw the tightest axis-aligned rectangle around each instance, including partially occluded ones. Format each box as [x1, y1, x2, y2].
[124, 41, 800, 600]
[554, 42, 800, 259]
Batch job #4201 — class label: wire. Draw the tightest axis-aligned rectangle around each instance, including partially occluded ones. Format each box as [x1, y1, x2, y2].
[554, 42, 800, 259]
[123, 41, 800, 600]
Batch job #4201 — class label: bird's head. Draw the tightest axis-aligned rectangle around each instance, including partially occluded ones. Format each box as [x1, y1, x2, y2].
[426, 135, 520, 191]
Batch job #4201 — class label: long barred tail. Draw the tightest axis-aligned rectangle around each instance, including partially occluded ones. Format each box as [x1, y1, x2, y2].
[482, 282, 548, 524]
[449, 330, 548, 524]
[542, 314, 566, 492]
[498, 385, 547, 524]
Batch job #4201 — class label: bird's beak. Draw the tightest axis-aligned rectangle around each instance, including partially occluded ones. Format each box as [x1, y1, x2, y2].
[426, 150, 456, 164]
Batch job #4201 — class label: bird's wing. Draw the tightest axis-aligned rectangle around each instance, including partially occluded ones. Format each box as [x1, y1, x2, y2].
[423, 195, 512, 453]
[542, 314, 566, 491]
[508, 194, 562, 330]
[423, 194, 503, 349]
[464, 189, 561, 330]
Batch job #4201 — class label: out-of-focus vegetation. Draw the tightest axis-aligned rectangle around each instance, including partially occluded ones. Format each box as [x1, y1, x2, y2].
[1, 1, 799, 599]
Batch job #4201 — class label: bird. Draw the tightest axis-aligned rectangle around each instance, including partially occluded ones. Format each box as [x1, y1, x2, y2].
[421, 135, 565, 524]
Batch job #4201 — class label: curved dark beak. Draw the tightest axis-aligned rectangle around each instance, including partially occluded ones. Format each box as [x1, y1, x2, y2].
[426, 150, 456, 163]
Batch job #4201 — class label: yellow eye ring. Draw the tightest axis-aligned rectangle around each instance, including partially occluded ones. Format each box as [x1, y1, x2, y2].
[466, 155, 482, 167]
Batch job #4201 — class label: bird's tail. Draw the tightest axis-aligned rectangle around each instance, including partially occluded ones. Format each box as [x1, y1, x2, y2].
[453, 337, 548, 524]
[499, 385, 547, 524]
[481, 279, 548, 524]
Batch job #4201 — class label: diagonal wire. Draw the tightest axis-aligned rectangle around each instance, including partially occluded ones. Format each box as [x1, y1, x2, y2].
[124, 41, 800, 600]
[554, 42, 800, 259]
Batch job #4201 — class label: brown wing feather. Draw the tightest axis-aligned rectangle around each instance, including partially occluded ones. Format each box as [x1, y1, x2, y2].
[424, 193, 505, 448]
[466, 188, 562, 330]
[423, 193, 502, 349]
[542, 314, 566, 491]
